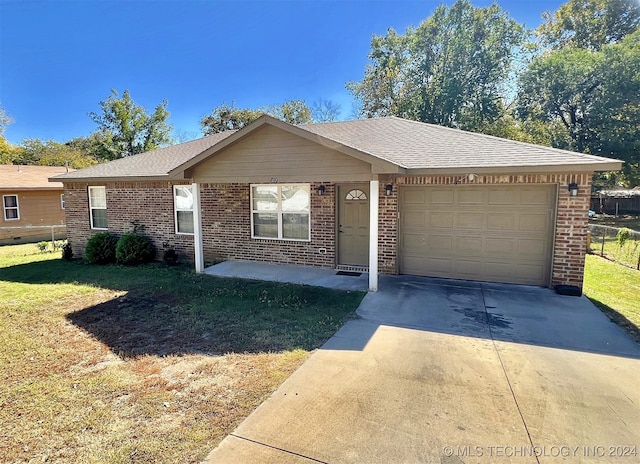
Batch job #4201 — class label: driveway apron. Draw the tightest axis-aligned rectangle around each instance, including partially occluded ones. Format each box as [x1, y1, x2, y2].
[204, 276, 640, 464]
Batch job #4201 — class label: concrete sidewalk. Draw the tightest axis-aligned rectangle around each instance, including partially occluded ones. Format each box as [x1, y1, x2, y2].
[203, 266, 640, 464]
[205, 260, 369, 292]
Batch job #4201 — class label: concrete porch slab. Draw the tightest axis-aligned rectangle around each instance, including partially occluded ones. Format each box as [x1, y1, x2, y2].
[204, 260, 369, 292]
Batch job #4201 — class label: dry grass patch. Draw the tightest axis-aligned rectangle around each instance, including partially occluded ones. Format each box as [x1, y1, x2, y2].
[0, 244, 364, 463]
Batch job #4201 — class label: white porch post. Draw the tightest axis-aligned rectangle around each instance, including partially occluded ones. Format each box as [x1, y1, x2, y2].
[369, 179, 379, 292]
[192, 182, 204, 273]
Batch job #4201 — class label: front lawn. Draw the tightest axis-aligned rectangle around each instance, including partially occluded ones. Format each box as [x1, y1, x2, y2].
[0, 244, 364, 463]
[583, 254, 640, 343]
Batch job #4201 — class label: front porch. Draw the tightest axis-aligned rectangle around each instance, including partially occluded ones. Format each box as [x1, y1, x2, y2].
[204, 260, 369, 292]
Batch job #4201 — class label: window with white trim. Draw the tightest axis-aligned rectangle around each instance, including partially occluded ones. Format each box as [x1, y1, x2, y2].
[174, 185, 194, 234]
[88, 186, 107, 230]
[251, 184, 310, 241]
[61, 194, 65, 210]
[3, 195, 19, 221]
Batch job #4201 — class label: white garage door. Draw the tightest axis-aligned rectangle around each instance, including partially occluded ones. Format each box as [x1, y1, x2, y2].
[399, 185, 556, 286]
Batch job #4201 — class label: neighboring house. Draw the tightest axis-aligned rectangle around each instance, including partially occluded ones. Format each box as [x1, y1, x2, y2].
[52, 116, 620, 291]
[1, 164, 72, 245]
[591, 188, 640, 215]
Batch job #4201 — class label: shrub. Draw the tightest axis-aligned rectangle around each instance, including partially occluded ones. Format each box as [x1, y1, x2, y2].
[36, 241, 49, 253]
[617, 227, 631, 247]
[85, 232, 118, 264]
[115, 233, 154, 265]
[61, 242, 73, 260]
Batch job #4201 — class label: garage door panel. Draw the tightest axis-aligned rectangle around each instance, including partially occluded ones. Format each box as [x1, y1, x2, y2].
[427, 235, 453, 252]
[402, 233, 425, 249]
[486, 237, 516, 255]
[403, 210, 426, 227]
[488, 188, 518, 206]
[487, 213, 516, 231]
[455, 213, 485, 229]
[484, 261, 514, 279]
[403, 189, 427, 205]
[425, 257, 454, 273]
[519, 214, 550, 232]
[458, 189, 484, 205]
[399, 185, 555, 286]
[454, 260, 484, 277]
[429, 189, 455, 205]
[455, 236, 483, 254]
[521, 188, 553, 206]
[514, 264, 546, 283]
[429, 212, 454, 228]
[517, 238, 547, 255]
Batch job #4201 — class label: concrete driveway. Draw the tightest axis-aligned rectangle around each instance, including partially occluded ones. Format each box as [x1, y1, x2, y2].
[204, 275, 640, 464]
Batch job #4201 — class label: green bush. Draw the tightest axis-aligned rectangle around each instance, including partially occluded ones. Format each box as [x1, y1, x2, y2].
[85, 232, 118, 264]
[36, 241, 49, 253]
[617, 227, 631, 247]
[115, 233, 154, 265]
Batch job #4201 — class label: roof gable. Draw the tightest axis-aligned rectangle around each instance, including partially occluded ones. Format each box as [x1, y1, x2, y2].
[173, 115, 401, 178]
[185, 123, 377, 183]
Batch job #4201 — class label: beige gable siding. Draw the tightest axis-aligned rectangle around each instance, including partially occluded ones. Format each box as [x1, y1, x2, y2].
[190, 125, 373, 183]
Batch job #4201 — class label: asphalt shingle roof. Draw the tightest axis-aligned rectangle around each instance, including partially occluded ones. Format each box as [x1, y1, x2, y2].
[56, 131, 234, 180]
[53, 116, 619, 182]
[1, 164, 73, 189]
[301, 117, 617, 169]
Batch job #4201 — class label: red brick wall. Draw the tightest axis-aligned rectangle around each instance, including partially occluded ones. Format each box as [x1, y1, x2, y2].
[200, 182, 336, 267]
[377, 181, 397, 275]
[64, 181, 336, 269]
[63, 182, 195, 261]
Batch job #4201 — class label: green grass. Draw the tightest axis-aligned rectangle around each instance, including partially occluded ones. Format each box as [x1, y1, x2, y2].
[0, 244, 365, 463]
[583, 254, 640, 343]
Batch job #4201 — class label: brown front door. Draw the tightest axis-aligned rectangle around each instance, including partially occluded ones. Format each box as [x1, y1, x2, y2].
[338, 184, 370, 266]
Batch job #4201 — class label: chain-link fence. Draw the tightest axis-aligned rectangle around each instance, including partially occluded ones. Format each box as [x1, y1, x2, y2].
[588, 224, 640, 270]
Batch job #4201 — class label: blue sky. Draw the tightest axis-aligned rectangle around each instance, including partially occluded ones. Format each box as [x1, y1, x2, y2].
[1, 0, 564, 144]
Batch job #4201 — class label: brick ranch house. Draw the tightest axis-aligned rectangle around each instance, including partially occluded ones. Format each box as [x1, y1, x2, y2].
[51, 116, 620, 291]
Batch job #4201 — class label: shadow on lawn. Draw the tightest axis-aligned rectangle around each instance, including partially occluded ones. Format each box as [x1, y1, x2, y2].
[1, 259, 362, 358]
[588, 297, 640, 344]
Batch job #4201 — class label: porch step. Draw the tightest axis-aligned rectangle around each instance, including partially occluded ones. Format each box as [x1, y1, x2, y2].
[335, 265, 369, 273]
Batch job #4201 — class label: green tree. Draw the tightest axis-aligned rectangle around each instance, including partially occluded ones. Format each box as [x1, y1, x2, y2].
[537, 0, 640, 51]
[517, 31, 640, 186]
[89, 89, 172, 159]
[347, 0, 525, 132]
[15, 138, 98, 169]
[66, 132, 112, 162]
[0, 104, 18, 164]
[0, 137, 20, 164]
[200, 103, 264, 135]
[0, 104, 12, 136]
[201, 100, 314, 134]
[270, 100, 313, 125]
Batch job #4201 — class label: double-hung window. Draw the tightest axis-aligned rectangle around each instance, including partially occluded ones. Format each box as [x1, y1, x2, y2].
[3, 195, 19, 221]
[174, 185, 194, 234]
[251, 184, 310, 241]
[88, 186, 107, 229]
[61, 194, 65, 210]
